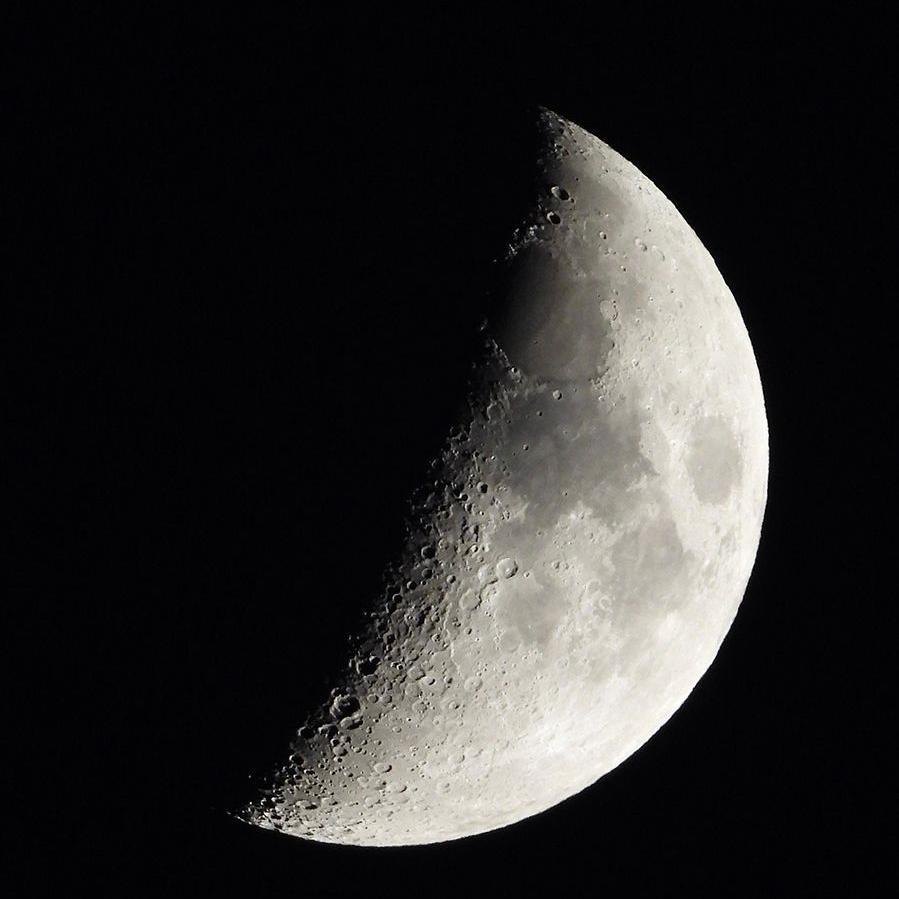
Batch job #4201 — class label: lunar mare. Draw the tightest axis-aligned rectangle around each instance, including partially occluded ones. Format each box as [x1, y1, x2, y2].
[240, 109, 768, 845]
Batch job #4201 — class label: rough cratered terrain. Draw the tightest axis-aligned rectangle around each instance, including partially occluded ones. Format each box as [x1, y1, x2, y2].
[239, 109, 768, 845]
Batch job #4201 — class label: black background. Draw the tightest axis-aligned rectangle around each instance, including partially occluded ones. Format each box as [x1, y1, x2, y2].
[6, 7, 890, 896]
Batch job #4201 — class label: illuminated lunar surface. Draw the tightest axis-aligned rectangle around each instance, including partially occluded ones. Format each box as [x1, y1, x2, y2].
[239, 109, 768, 846]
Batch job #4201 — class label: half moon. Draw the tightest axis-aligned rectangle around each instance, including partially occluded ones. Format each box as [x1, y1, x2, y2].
[239, 108, 768, 846]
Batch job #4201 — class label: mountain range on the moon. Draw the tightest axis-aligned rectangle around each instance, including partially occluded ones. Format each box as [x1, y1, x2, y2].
[239, 108, 768, 846]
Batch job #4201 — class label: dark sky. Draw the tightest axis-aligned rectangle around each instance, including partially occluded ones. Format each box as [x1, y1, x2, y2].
[6, 8, 889, 896]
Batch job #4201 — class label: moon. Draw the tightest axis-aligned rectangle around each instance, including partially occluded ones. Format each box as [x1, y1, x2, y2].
[239, 108, 768, 845]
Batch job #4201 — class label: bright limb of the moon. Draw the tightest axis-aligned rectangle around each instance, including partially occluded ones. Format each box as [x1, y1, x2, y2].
[239, 109, 768, 845]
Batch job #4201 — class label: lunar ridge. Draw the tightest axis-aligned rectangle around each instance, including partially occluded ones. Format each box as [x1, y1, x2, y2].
[239, 109, 768, 846]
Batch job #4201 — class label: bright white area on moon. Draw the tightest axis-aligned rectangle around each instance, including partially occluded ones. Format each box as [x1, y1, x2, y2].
[240, 109, 768, 846]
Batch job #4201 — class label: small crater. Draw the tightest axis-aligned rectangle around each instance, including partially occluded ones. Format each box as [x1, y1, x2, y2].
[356, 656, 380, 675]
[330, 695, 360, 720]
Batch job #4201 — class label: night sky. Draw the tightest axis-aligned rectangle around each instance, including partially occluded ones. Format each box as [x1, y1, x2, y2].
[6, 8, 889, 895]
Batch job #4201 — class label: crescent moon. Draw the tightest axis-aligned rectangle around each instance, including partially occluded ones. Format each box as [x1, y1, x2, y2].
[239, 108, 768, 846]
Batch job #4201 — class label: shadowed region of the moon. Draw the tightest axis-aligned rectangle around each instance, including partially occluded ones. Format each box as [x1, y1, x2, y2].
[238, 108, 768, 846]
[499, 242, 617, 381]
